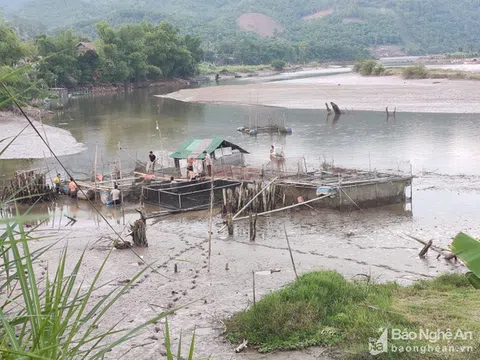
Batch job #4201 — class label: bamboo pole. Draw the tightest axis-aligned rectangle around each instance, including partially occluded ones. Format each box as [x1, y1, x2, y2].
[218, 177, 278, 233]
[207, 167, 215, 271]
[252, 270, 256, 306]
[94, 144, 98, 201]
[118, 142, 125, 225]
[284, 225, 298, 279]
[226, 188, 234, 235]
[156, 120, 163, 176]
[232, 193, 331, 222]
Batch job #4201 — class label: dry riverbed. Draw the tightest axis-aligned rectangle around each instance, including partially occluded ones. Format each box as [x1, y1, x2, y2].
[159, 72, 480, 113]
[19, 171, 480, 359]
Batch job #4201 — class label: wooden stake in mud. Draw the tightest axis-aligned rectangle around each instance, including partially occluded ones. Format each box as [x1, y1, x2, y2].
[226, 189, 234, 236]
[284, 225, 298, 279]
[94, 144, 98, 201]
[419, 239, 433, 258]
[249, 213, 257, 241]
[330, 101, 342, 115]
[218, 177, 278, 233]
[252, 270, 256, 306]
[129, 209, 148, 247]
[233, 193, 331, 222]
[118, 142, 125, 225]
[207, 168, 215, 271]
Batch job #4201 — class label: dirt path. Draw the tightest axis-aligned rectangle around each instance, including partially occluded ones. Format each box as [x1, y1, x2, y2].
[159, 73, 480, 113]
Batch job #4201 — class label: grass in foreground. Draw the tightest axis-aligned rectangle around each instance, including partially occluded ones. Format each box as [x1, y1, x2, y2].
[225, 271, 480, 359]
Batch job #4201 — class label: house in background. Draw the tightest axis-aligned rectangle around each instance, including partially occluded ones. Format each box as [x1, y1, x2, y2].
[76, 42, 96, 54]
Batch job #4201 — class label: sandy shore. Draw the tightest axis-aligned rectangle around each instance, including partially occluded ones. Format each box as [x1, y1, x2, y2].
[159, 73, 480, 113]
[0, 112, 85, 159]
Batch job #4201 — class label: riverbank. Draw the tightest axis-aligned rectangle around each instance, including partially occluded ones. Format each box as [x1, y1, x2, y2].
[194, 64, 339, 83]
[159, 72, 480, 113]
[226, 271, 480, 358]
[79, 79, 192, 95]
[0, 110, 85, 160]
[15, 167, 480, 359]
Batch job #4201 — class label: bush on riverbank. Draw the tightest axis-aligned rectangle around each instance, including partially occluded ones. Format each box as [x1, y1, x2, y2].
[225, 271, 480, 357]
[402, 64, 429, 79]
[353, 60, 386, 76]
[271, 60, 287, 71]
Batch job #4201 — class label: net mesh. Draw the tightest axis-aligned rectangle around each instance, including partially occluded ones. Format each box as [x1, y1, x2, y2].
[142, 179, 241, 210]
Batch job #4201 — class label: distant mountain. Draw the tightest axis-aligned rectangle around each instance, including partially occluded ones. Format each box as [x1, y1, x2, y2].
[5, 0, 480, 58]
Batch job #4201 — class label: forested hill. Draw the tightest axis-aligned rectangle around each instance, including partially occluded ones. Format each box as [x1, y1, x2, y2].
[2, 0, 480, 63]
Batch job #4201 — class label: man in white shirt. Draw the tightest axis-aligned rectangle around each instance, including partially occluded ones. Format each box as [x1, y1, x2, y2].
[110, 184, 121, 205]
[203, 150, 212, 177]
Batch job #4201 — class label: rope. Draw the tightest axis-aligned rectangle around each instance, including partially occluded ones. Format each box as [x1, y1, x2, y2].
[1, 82, 169, 280]
[118, 145, 143, 165]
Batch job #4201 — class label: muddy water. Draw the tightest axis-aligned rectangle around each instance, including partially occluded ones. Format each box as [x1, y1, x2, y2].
[2, 74, 480, 358]
[3, 85, 480, 177]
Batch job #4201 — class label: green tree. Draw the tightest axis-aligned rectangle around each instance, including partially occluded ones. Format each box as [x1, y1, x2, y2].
[35, 30, 82, 88]
[0, 24, 25, 66]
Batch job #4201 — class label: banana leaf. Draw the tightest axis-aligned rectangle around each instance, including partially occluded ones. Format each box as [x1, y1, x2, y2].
[451, 232, 480, 289]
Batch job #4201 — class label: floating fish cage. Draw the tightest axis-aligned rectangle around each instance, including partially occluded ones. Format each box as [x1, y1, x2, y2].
[142, 179, 242, 210]
[237, 125, 292, 136]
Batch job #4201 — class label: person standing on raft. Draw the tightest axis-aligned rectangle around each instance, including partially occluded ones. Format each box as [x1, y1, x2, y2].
[146, 151, 156, 173]
[68, 178, 78, 198]
[110, 184, 121, 205]
[203, 150, 212, 177]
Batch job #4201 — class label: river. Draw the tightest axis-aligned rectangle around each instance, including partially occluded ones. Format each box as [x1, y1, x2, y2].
[3, 83, 480, 176]
[2, 71, 480, 359]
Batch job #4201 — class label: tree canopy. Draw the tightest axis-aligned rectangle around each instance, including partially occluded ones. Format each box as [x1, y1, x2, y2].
[1, 0, 479, 64]
[0, 20, 203, 108]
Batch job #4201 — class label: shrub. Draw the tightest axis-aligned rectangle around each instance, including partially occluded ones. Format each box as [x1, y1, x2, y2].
[372, 63, 385, 75]
[271, 60, 286, 71]
[402, 64, 429, 79]
[353, 60, 384, 76]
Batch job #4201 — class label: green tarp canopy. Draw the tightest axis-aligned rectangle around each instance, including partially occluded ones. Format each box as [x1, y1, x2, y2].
[170, 137, 249, 160]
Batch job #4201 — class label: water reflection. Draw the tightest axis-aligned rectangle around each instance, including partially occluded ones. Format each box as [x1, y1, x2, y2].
[0, 198, 152, 230]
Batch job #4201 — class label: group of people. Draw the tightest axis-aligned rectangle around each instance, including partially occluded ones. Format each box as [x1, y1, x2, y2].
[186, 150, 212, 180]
[54, 173, 78, 198]
[53, 173, 121, 205]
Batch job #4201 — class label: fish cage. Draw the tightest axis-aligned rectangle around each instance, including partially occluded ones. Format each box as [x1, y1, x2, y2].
[142, 179, 242, 210]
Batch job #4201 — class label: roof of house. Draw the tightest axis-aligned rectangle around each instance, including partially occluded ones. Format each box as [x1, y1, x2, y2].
[170, 137, 249, 160]
[76, 42, 96, 51]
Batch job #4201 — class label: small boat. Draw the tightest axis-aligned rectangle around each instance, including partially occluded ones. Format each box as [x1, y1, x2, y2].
[77, 189, 95, 200]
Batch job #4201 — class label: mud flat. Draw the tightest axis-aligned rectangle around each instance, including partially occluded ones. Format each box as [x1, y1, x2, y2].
[20, 168, 479, 360]
[158, 73, 480, 113]
[0, 112, 85, 159]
